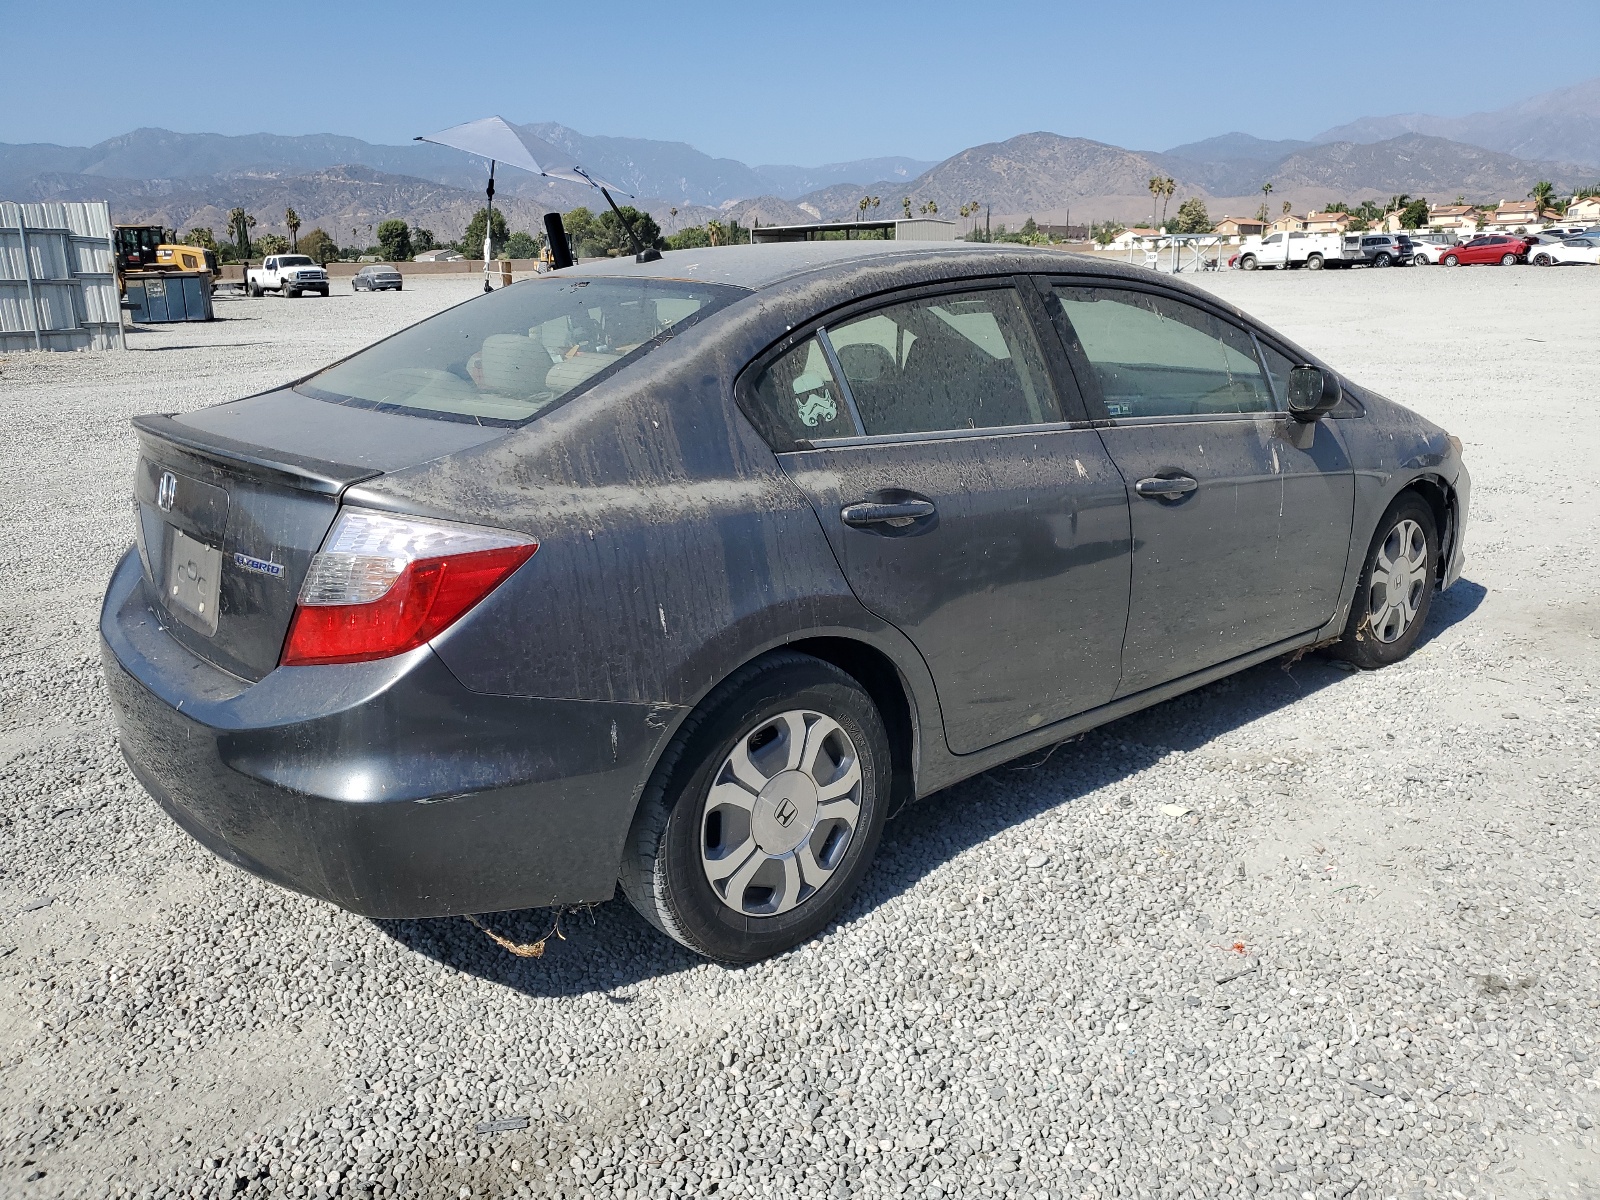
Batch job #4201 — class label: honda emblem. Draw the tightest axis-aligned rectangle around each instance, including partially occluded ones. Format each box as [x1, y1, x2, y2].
[156, 471, 176, 512]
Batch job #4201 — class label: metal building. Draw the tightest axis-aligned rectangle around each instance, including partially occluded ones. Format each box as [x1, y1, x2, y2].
[1, 201, 124, 352]
[751, 217, 959, 244]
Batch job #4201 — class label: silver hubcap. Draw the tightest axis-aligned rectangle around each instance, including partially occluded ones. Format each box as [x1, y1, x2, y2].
[1366, 518, 1428, 643]
[700, 710, 862, 917]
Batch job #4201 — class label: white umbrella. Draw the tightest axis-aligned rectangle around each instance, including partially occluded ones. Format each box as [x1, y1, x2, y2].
[415, 116, 657, 284]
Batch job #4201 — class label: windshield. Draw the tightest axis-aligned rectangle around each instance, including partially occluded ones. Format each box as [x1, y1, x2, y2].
[279, 256, 315, 267]
[300, 276, 746, 425]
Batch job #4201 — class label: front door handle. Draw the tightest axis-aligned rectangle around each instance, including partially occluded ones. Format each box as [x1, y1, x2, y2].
[840, 499, 937, 528]
[1134, 475, 1199, 500]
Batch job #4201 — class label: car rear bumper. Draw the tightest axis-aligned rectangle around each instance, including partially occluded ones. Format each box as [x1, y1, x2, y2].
[100, 547, 675, 918]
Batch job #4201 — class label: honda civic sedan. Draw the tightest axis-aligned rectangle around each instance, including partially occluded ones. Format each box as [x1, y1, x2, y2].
[352, 264, 404, 291]
[101, 243, 1469, 963]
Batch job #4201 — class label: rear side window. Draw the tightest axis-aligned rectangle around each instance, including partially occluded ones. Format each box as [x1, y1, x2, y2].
[301, 277, 744, 425]
[748, 336, 858, 445]
[826, 287, 1058, 435]
[1050, 286, 1275, 418]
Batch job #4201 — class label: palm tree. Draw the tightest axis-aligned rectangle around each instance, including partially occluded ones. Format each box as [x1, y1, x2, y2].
[706, 220, 725, 247]
[1258, 182, 1273, 221]
[669, 206, 678, 232]
[901, 197, 912, 219]
[1148, 176, 1163, 227]
[1529, 180, 1556, 217]
[1159, 177, 1176, 228]
[284, 207, 301, 251]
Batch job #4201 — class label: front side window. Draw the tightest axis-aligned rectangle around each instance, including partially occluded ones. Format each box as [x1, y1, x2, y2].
[302, 277, 743, 424]
[1050, 286, 1275, 418]
[825, 287, 1058, 435]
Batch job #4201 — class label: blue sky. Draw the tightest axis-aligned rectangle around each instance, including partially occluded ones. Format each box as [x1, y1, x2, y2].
[8, 0, 1599, 163]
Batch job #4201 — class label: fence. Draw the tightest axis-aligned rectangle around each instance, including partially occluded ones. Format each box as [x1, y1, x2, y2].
[0, 201, 124, 352]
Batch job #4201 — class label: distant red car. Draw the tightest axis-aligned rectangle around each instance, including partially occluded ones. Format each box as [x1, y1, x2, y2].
[1440, 235, 1530, 266]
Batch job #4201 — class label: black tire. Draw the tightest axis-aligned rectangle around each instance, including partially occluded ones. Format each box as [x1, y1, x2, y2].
[619, 652, 891, 963]
[248, 282, 262, 298]
[394, 283, 402, 291]
[1332, 493, 1438, 670]
[1533, 252, 1553, 266]
[1239, 255, 1258, 271]
[284, 287, 298, 299]
[1374, 252, 1393, 267]
[1443, 253, 1460, 267]
[1500, 252, 1517, 266]
[1306, 254, 1323, 270]
[318, 287, 328, 297]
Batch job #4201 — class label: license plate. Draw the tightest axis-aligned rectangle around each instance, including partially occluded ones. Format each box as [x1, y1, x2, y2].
[165, 528, 222, 636]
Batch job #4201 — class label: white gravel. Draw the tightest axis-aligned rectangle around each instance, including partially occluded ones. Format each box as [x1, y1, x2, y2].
[2, 266, 1598, 1200]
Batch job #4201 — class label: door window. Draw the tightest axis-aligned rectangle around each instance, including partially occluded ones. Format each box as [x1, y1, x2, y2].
[826, 288, 1059, 435]
[747, 335, 859, 445]
[1049, 286, 1276, 418]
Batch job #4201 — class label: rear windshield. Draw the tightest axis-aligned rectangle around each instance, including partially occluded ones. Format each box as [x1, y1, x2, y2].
[299, 276, 746, 425]
[278, 256, 315, 267]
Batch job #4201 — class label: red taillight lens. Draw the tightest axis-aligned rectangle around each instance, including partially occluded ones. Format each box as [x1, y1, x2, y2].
[280, 509, 537, 667]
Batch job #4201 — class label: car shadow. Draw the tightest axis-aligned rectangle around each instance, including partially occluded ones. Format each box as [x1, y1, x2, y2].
[373, 576, 1486, 998]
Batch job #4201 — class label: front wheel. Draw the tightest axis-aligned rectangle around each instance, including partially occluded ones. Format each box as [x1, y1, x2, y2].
[283, 287, 298, 299]
[1332, 494, 1438, 670]
[1533, 252, 1554, 266]
[1239, 255, 1258, 271]
[1443, 253, 1460, 267]
[619, 652, 891, 963]
[1500, 252, 1518, 266]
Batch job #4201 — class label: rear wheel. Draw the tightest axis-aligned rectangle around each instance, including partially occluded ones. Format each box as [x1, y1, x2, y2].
[1332, 493, 1438, 670]
[619, 652, 891, 963]
[1374, 252, 1393, 267]
[1500, 252, 1518, 266]
[248, 282, 262, 297]
[1306, 254, 1323, 270]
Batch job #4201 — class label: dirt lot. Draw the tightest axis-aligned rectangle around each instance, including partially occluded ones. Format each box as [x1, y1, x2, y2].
[1, 264, 1598, 1200]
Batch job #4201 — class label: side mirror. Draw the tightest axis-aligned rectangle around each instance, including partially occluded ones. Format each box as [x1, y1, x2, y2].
[1286, 365, 1341, 422]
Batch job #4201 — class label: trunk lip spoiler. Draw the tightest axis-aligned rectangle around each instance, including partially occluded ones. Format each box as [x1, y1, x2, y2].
[131, 413, 381, 496]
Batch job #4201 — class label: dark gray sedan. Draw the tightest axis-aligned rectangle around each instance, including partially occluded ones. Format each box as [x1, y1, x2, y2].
[101, 244, 1469, 962]
[352, 264, 403, 291]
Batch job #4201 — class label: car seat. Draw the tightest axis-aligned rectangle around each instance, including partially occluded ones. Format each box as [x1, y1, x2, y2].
[479, 334, 553, 398]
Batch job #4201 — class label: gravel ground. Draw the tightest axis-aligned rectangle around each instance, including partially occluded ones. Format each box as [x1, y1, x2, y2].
[1, 265, 1598, 1200]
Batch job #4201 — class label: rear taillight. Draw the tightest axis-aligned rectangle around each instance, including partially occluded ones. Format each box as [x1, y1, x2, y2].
[280, 509, 536, 667]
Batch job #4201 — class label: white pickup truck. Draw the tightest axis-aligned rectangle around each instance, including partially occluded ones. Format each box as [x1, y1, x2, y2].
[1235, 231, 1356, 271]
[246, 254, 330, 298]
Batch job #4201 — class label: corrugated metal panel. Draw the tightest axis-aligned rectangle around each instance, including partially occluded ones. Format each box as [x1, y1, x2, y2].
[0, 199, 122, 351]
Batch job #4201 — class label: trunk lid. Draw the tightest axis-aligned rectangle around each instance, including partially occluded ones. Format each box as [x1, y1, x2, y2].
[131, 391, 506, 681]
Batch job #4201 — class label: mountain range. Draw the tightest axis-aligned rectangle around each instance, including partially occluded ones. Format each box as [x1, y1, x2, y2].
[4, 78, 1597, 241]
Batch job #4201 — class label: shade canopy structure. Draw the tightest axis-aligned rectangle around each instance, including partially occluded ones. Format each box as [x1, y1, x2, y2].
[415, 116, 658, 278]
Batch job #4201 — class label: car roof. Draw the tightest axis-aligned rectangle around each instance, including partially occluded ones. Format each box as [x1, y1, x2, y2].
[563, 241, 1125, 292]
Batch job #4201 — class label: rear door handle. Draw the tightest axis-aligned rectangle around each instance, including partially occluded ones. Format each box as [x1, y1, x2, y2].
[1134, 475, 1199, 499]
[840, 499, 937, 528]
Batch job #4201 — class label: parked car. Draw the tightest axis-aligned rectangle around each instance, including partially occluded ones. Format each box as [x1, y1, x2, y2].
[1529, 236, 1600, 266]
[1439, 235, 1530, 266]
[1348, 233, 1417, 267]
[1410, 239, 1462, 265]
[1528, 226, 1591, 243]
[101, 243, 1469, 963]
[247, 255, 330, 298]
[353, 264, 404, 292]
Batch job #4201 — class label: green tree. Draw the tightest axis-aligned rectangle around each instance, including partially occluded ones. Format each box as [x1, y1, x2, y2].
[1399, 198, 1430, 229]
[228, 207, 256, 259]
[411, 226, 438, 253]
[1173, 197, 1212, 234]
[460, 207, 509, 258]
[1257, 182, 1273, 222]
[298, 228, 338, 263]
[597, 205, 664, 254]
[284, 207, 301, 251]
[901, 196, 912, 219]
[1529, 180, 1556, 216]
[503, 230, 543, 259]
[667, 224, 713, 250]
[1091, 220, 1125, 247]
[377, 218, 413, 261]
[182, 227, 218, 252]
[255, 233, 289, 256]
[857, 195, 880, 217]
